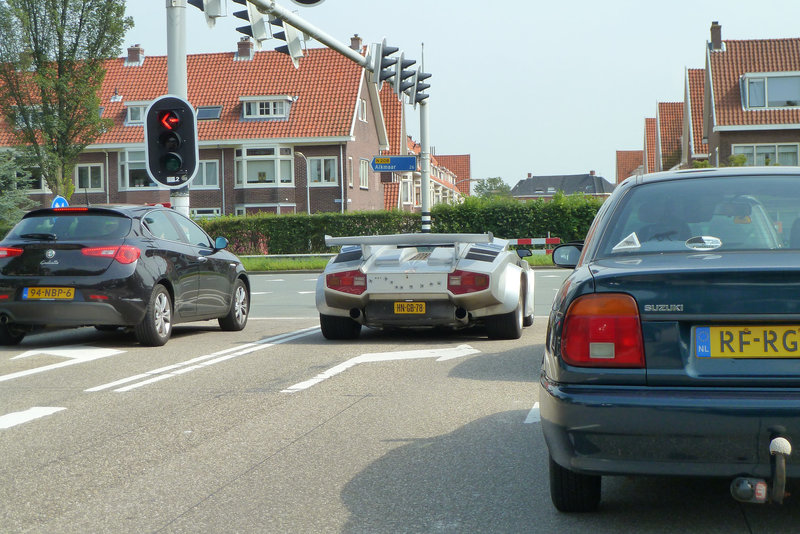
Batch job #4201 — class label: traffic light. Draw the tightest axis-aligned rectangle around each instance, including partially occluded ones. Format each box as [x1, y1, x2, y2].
[368, 39, 399, 90]
[144, 95, 199, 188]
[232, 0, 269, 45]
[187, 0, 226, 27]
[270, 17, 304, 68]
[393, 52, 416, 97]
[406, 70, 431, 106]
[290, 0, 326, 5]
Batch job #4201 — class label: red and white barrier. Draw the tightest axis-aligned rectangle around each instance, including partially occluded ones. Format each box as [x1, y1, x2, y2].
[506, 237, 561, 255]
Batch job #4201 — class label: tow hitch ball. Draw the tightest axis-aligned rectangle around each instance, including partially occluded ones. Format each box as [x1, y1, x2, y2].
[731, 437, 792, 504]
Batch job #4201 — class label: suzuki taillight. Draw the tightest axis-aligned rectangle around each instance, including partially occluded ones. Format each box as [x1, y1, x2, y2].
[82, 245, 141, 265]
[448, 270, 490, 295]
[561, 293, 644, 368]
[0, 247, 23, 258]
[326, 269, 367, 295]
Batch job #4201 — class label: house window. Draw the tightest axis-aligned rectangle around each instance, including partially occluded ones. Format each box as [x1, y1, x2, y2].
[732, 143, 799, 166]
[358, 98, 367, 122]
[20, 167, 45, 192]
[190, 160, 219, 189]
[348, 157, 353, 188]
[309, 157, 338, 185]
[125, 105, 147, 125]
[119, 149, 154, 188]
[75, 164, 104, 191]
[745, 74, 800, 109]
[235, 147, 293, 187]
[359, 159, 369, 189]
[401, 179, 412, 204]
[191, 207, 221, 219]
[197, 106, 222, 120]
[242, 99, 289, 119]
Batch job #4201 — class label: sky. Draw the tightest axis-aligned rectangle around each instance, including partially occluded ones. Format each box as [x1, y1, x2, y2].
[123, 0, 800, 188]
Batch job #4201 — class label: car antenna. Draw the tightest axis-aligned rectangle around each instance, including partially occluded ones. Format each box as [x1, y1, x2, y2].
[83, 185, 90, 207]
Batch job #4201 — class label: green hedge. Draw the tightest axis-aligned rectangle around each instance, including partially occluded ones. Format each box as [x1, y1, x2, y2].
[196, 193, 604, 255]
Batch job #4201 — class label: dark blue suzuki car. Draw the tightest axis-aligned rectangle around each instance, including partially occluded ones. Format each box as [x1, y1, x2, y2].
[0, 205, 249, 346]
[542, 167, 800, 512]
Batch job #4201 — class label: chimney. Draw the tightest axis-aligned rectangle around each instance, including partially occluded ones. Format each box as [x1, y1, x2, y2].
[589, 170, 595, 176]
[237, 37, 253, 61]
[126, 44, 144, 66]
[527, 173, 532, 178]
[710, 21, 722, 51]
[350, 34, 362, 51]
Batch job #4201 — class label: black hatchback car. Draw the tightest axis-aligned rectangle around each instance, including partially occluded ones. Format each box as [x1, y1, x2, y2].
[542, 167, 800, 512]
[0, 205, 249, 346]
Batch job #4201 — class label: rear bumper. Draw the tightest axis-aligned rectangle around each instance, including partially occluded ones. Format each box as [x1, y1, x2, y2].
[540, 375, 800, 478]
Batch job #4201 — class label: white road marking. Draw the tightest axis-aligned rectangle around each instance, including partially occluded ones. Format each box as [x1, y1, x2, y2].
[524, 402, 540, 424]
[0, 346, 125, 384]
[281, 344, 480, 394]
[0, 407, 65, 429]
[86, 326, 320, 393]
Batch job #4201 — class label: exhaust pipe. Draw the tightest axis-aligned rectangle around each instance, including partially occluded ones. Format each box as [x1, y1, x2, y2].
[349, 308, 361, 319]
[731, 436, 792, 504]
[455, 307, 468, 320]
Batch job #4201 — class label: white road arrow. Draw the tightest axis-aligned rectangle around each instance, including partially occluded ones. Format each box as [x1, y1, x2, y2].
[0, 346, 124, 383]
[281, 344, 480, 394]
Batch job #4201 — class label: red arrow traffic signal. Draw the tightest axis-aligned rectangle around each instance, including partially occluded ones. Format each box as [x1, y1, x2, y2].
[158, 110, 180, 130]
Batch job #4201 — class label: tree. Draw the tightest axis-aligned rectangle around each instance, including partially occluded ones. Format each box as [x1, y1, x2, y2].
[474, 177, 512, 199]
[0, 151, 35, 227]
[0, 0, 132, 199]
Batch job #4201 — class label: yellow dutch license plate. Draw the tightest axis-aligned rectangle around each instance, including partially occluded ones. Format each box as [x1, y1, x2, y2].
[23, 287, 75, 300]
[394, 301, 426, 314]
[696, 325, 800, 358]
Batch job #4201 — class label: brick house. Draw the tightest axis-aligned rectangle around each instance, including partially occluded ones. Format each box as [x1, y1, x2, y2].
[0, 37, 440, 217]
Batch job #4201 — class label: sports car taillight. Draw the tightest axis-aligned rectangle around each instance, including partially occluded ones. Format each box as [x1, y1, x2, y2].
[326, 269, 367, 295]
[448, 269, 490, 295]
[0, 247, 23, 258]
[81, 245, 141, 265]
[561, 293, 645, 368]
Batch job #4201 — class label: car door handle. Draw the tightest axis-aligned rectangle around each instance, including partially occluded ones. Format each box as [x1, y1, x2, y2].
[197, 256, 208, 262]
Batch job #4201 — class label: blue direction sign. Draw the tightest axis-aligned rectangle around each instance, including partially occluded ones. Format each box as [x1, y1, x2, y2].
[370, 155, 417, 172]
[51, 195, 69, 208]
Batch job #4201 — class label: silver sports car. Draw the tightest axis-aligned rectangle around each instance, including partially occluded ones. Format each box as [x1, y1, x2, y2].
[316, 233, 534, 340]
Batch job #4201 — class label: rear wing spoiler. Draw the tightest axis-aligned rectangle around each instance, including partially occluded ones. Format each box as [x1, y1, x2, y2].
[325, 233, 494, 247]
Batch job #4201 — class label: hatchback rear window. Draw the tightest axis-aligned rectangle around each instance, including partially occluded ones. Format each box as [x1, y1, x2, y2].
[9, 214, 131, 241]
[596, 175, 794, 257]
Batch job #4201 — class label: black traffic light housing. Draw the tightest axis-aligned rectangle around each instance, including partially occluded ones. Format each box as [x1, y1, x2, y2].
[144, 95, 199, 188]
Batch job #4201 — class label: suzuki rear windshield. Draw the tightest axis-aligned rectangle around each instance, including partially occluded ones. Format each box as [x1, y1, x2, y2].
[8, 214, 131, 241]
[597, 175, 794, 258]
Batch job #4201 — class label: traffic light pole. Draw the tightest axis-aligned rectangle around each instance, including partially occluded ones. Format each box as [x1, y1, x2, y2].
[166, 0, 191, 216]
[419, 99, 431, 232]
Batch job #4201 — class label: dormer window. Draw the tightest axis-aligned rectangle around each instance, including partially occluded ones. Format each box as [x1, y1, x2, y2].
[124, 101, 150, 125]
[240, 96, 292, 120]
[743, 73, 800, 109]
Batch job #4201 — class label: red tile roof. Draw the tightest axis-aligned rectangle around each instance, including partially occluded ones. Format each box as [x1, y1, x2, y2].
[383, 181, 399, 210]
[379, 85, 403, 155]
[708, 39, 800, 127]
[686, 68, 708, 156]
[0, 47, 366, 146]
[615, 150, 643, 183]
[435, 155, 471, 195]
[644, 118, 657, 173]
[658, 102, 683, 170]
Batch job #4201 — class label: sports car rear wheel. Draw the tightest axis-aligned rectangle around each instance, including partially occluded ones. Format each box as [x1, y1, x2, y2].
[549, 455, 601, 512]
[485, 297, 523, 339]
[219, 278, 249, 331]
[319, 314, 361, 340]
[135, 284, 172, 346]
[0, 322, 25, 345]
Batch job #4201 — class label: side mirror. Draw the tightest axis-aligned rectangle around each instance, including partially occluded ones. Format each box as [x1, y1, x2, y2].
[214, 236, 228, 250]
[516, 248, 532, 258]
[552, 243, 582, 268]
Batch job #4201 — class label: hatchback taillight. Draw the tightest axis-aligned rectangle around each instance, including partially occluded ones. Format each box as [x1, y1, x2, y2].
[0, 247, 23, 258]
[448, 269, 490, 295]
[561, 293, 645, 368]
[81, 245, 141, 265]
[326, 269, 367, 295]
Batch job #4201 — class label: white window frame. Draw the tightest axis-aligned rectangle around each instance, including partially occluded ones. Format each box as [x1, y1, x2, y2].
[74, 163, 104, 192]
[308, 156, 339, 186]
[190, 160, 220, 189]
[359, 158, 369, 189]
[743, 72, 800, 109]
[124, 102, 150, 125]
[191, 207, 221, 219]
[240, 96, 292, 120]
[358, 98, 367, 122]
[348, 156, 353, 188]
[119, 149, 159, 190]
[234, 147, 294, 188]
[732, 143, 800, 166]
[401, 178, 413, 205]
[234, 203, 296, 215]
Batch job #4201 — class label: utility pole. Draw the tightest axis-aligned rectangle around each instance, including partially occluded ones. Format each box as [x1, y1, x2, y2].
[166, 0, 191, 217]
